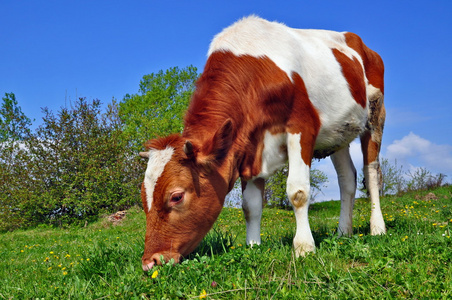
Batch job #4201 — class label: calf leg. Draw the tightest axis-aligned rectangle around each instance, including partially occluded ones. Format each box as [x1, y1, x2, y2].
[331, 146, 356, 237]
[360, 87, 386, 235]
[286, 133, 315, 257]
[241, 178, 265, 246]
[363, 159, 386, 234]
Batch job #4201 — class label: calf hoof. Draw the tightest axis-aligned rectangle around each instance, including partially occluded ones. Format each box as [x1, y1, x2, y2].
[246, 239, 261, 247]
[337, 225, 353, 237]
[293, 241, 315, 258]
[370, 225, 386, 235]
[370, 217, 386, 235]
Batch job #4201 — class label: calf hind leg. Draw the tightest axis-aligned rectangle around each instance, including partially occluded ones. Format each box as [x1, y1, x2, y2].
[362, 151, 386, 235]
[331, 146, 356, 237]
[241, 178, 265, 246]
[360, 88, 386, 235]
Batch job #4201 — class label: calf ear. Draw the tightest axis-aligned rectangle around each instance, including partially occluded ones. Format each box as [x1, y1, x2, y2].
[183, 119, 235, 168]
[183, 140, 196, 160]
[201, 119, 235, 164]
[139, 152, 150, 158]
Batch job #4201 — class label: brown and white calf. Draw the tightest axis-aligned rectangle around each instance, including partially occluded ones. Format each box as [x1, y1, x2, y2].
[140, 16, 386, 271]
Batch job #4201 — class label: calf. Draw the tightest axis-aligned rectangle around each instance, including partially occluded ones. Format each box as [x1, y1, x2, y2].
[140, 16, 386, 271]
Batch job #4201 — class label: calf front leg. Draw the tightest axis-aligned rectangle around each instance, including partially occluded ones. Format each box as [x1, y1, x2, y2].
[241, 178, 265, 246]
[286, 133, 315, 257]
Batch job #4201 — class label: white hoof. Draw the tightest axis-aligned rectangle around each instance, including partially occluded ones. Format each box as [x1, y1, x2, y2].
[370, 225, 386, 235]
[370, 216, 386, 235]
[294, 241, 316, 258]
[247, 239, 261, 247]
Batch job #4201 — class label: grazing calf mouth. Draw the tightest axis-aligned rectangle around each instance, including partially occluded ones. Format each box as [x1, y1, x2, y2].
[142, 261, 155, 272]
[142, 252, 182, 271]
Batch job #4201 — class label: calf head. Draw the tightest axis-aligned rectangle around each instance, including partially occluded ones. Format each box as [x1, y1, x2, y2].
[140, 120, 235, 271]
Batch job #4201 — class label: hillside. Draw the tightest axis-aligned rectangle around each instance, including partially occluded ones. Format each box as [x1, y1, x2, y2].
[1, 186, 451, 299]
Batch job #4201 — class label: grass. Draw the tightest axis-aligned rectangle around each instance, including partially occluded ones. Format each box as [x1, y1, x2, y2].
[1, 186, 451, 299]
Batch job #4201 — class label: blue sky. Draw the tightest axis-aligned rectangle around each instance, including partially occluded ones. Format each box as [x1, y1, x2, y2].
[1, 1, 451, 200]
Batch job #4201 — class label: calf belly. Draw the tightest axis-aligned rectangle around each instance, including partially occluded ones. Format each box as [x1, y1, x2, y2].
[257, 109, 366, 179]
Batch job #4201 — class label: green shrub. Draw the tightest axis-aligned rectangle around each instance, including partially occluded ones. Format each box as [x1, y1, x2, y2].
[0, 98, 143, 230]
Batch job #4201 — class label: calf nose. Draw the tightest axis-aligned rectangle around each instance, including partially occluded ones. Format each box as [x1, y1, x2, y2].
[142, 260, 155, 272]
[142, 253, 161, 272]
[142, 252, 182, 271]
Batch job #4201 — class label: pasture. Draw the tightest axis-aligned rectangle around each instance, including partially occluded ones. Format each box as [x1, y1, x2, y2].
[1, 186, 451, 299]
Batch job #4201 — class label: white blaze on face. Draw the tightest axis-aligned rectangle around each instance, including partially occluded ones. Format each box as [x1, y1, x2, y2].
[144, 147, 174, 212]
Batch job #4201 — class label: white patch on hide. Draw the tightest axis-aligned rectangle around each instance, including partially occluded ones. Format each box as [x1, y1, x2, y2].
[259, 130, 287, 178]
[208, 15, 368, 153]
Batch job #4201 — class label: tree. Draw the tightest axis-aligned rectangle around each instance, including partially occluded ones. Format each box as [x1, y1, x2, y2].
[406, 167, 447, 192]
[358, 158, 449, 198]
[0, 93, 33, 230]
[0, 93, 32, 142]
[0, 98, 143, 230]
[119, 66, 199, 150]
[359, 158, 404, 197]
[379, 158, 405, 196]
[1, 66, 200, 231]
[28, 98, 142, 225]
[265, 162, 328, 209]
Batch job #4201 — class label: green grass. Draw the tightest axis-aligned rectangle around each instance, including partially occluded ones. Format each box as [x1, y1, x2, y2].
[1, 186, 451, 299]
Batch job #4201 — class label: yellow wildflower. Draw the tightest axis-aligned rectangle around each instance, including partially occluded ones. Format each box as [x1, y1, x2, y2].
[151, 270, 158, 279]
[199, 289, 207, 299]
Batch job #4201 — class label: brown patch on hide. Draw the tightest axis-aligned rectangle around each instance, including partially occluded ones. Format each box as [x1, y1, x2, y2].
[332, 48, 367, 108]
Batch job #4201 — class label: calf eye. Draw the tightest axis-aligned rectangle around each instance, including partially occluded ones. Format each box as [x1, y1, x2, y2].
[169, 192, 184, 206]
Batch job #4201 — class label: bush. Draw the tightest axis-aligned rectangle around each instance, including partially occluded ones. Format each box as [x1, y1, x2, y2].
[358, 158, 449, 198]
[265, 162, 328, 209]
[0, 98, 143, 230]
[406, 167, 447, 192]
